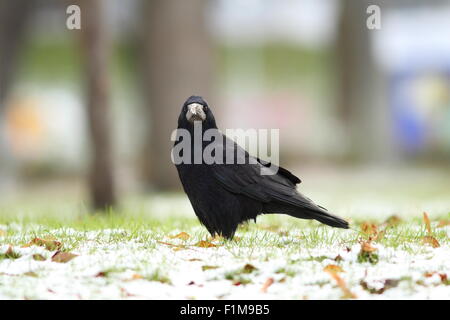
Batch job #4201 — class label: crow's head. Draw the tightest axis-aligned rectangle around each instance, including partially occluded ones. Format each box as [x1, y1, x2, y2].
[179, 95, 216, 129]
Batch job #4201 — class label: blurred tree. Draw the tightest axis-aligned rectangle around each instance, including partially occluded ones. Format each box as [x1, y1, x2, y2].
[0, 0, 34, 107]
[0, 0, 34, 190]
[139, 0, 214, 191]
[335, 0, 389, 160]
[79, 0, 116, 209]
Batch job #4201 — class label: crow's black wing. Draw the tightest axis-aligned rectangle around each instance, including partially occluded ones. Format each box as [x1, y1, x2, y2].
[210, 137, 349, 229]
[256, 158, 301, 185]
[210, 138, 316, 210]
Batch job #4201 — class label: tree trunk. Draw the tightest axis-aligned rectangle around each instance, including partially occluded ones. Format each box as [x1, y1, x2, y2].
[335, 0, 388, 160]
[0, 0, 34, 191]
[0, 0, 34, 108]
[139, 0, 214, 191]
[79, 0, 116, 209]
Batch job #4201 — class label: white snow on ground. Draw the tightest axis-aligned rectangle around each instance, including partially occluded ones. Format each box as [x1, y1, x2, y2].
[0, 166, 449, 299]
[0, 224, 448, 300]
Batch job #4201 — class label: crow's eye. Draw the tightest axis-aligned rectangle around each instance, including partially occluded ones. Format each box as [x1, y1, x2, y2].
[203, 106, 208, 111]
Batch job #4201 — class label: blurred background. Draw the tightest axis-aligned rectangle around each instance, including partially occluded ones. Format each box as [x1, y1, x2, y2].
[1, 0, 449, 219]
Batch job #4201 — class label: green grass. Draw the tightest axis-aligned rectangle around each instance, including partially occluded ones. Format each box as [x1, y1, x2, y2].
[0, 205, 448, 299]
[1, 208, 448, 254]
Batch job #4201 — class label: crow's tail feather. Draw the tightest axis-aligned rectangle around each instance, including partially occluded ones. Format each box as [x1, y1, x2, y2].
[306, 207, 349, 229]
[263, 201, 349, 229]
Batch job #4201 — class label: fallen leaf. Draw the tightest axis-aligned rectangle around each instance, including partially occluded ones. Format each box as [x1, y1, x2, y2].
[384, 215, 402, 227]
[361, 222, 378, 236]
[422, 236, 440, 248]
[361, 241, 377, 253]
[51, 251, 78, 263]
[357, 241, 379, 264]
[0, 230, 6, 237]
[23, 238, 62, 251]
[188, 258, 202, 262]
[243, 264, 258, 274]
[201, 265, 219, 271]
[326, 271, 356, 299]
[261, 278, 274, 293]
[334, 255, 344, 262]
[169, 232, 190, 240]
[423, 212, 432, 234]
[323, 264, 344, 274]
[23, 271, 38, 277]
[131, 274, 143, 280]
[195, 240, 217, 248]
[95, 271, 108, 277]
[32, 254, 46, 261]
[437, 220, 450, 228]
[424, 272, 448, 283]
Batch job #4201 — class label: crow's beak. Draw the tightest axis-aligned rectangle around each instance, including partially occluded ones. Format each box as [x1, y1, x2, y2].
[186, 103, 206, 123]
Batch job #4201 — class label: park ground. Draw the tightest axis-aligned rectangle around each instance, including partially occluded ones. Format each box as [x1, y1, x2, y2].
[0, 166, 449, 299]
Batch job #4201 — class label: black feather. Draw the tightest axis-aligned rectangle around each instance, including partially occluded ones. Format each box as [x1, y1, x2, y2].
[174, 96, 349, 239]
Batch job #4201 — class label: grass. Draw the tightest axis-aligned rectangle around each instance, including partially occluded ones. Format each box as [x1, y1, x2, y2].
[0, 199, 449, 299]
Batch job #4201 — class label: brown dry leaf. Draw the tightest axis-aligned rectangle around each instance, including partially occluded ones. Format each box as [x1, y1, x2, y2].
[32, 254, 46, 261]
[169, 232, 190, 240]
[361, 222, 378, 236]
[243, 264, 258, 274]
[437, 220, 450, 228]
[334, 255, 344, 262]
[323, 264, 344, 274]
[131, 274, 143, 280]
[188, 258, 202, 262]
[23, 238, 62, 251]
[326, 271, 357, 299]
[424, 272, 448, 283]
[384, 215, 402, 227]
[361, 241, 378, 253]
[261, 278, 274, 293]
[422, 236, 440, 248]
[51, 251, 78, 263]
[195, 240, 217, 248]
[423, 212, 432, 234]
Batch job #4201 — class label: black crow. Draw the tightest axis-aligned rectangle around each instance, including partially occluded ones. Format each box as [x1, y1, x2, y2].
[173, 95, 349, 239]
